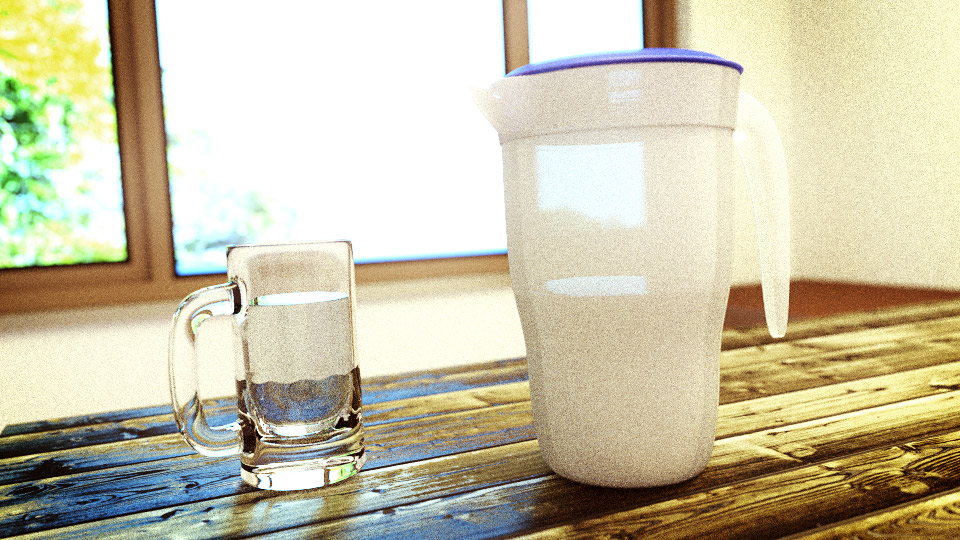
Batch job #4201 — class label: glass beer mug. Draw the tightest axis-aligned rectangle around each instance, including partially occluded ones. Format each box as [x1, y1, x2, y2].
[168, 241, 365, 490]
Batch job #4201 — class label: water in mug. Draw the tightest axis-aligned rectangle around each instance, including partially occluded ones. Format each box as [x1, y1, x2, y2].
[235, 292, 364, 477]
[516, 276, 723, 486]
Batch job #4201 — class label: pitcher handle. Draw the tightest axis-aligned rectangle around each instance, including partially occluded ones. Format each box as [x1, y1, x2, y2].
[169, 282, 241, 456]
[734, 91, 790, 338]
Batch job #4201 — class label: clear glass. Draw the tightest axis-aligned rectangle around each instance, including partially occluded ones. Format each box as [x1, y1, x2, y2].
[0, 0, 126, 268]
[169, 241, 365, 491]
[527, 0, 643, 63]
[154, 2, 506, 275]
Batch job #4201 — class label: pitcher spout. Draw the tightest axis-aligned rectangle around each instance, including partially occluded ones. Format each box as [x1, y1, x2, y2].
[470, 84, 501, 131]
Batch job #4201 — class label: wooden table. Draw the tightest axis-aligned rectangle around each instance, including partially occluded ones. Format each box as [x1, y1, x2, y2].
[3, 300, 960, 539]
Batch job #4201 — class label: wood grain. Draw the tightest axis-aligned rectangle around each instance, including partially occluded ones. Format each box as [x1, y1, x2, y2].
[722, 299, 960, 350]
[0, 400, 537, 536]
[27, 307, 960, 456]
[781, 487, 960, 540]
[13, 377, 959, 538]
[296, 387, 960, 539]
[3, 316, 958, 489]
[13, 442, 551, 539]
[210, 429, 960, 540]
[0, 358, 531, 460]
[521, 431, 960, 540]
[4, 334, 958, 490]
[717, 361, 960, 438]
[720, 334, 960, 403]
[3, 300, 960, 539]
[0, 381, 532, 487]
[0, 357, 530, 439]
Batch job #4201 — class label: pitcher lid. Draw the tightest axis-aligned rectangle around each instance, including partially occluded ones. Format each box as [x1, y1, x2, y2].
[506, 48, 744, 77]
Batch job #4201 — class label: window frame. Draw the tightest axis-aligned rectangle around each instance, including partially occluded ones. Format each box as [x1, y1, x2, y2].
[0, 0, 676, 314]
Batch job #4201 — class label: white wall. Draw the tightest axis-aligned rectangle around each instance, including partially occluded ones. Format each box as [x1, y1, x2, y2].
[679, 0, 960, 290]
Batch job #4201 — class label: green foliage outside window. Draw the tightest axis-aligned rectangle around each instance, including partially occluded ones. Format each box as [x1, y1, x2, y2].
[0, 0, 126, 269]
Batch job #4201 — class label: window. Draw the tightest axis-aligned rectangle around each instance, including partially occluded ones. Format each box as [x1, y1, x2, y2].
[527, 0, 644, 63]
[1, 1, 126, 268]
[155, 2, 507, 275]
[0, 0, 676, 313]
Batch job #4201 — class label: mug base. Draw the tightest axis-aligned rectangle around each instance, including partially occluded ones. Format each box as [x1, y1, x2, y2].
[240, 448, 366, 490]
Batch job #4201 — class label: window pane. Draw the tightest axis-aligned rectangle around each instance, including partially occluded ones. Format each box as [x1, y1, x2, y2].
[156, 2, 506, 276]
[0, 0, 126, 269]
[527, 0, 643, 63]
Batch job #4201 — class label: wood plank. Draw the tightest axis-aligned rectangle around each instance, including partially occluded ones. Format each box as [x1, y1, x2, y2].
[361, 357, 529, 401]
[0, 426, 812, 539]
[0, 401, 537, 536]
[207, 415, 960, 540]
[0, 382, 531, 485]
[6, 300, 956, 449]
[794, 315, 960, 351]
[257, 397, 960, 540]
[366, 381, 530, 427]
[9, 315, 959, 462]
[0, 405, 175, 438]
[721, 312, 960, 372]
[3, 303, 958, 536]
[8, 441, 552, 540]
[10, 383, 960, 539]
[0, 432, 192, 487]
[720, 336, 960, 403]
[718, 361, 960, 438]
[0, 414, 208, 462]
[779, 487, 960, 540]
[3, 332, 957, 486]
[0, 357, 530, 439]
[519, 430, 960, 540]
[721, 299, 960, 350]
[0, 365, 531, 461]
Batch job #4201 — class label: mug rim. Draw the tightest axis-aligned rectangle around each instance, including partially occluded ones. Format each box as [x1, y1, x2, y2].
[225, 239, 352, 255]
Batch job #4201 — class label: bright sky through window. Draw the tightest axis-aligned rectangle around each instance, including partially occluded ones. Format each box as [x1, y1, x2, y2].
[156, 2, 506, 275]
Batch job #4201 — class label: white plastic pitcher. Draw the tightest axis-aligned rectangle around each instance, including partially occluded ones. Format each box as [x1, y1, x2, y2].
[474, 49, 789, 487]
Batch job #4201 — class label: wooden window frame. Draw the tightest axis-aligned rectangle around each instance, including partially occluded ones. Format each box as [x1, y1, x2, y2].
[0, 0, 676, 314]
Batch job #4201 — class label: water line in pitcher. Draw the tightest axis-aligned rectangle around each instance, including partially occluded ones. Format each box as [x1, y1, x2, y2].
[251, 291, 348, 307]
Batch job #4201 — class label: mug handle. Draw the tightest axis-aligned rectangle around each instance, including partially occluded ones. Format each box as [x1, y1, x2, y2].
[734, 91, 790, 338]
[169, 282, 241, 456]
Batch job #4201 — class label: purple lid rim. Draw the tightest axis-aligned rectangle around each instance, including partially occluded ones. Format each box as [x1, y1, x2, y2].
[506, 48, 744, 77]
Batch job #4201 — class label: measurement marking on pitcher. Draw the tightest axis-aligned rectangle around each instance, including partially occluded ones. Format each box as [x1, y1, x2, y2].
[251, 291, 348, 307]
